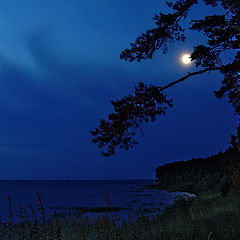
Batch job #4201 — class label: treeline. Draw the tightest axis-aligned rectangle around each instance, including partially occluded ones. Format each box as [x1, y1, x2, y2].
[154, 147, 240, 194]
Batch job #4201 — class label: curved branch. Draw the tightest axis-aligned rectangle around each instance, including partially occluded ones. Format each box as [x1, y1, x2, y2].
[160, 66, 221, 91]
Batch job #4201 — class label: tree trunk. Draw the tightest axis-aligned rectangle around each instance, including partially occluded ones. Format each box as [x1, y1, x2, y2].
[238, 120, 240, 152]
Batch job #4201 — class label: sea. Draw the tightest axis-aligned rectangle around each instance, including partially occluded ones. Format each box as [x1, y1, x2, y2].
[0, 180, 186, 223]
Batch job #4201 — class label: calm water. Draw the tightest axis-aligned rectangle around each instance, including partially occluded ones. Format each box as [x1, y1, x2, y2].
[0, 180, 184, 223]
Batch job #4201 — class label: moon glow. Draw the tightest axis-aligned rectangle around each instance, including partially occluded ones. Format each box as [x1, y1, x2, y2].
[181, 54, 191, 65]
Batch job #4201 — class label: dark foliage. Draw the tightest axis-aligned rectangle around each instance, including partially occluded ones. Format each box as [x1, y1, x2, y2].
[91, 83, 172, 156]
[92, 0, 240, 156]
[154, 147, 240, 194]
[219, 178, 231, 197]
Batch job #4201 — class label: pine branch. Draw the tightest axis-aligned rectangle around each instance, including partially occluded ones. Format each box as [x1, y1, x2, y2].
[160, 66, 221, 91]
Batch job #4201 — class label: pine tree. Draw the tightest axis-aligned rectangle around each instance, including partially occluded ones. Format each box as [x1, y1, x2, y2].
[91, 0, 240, 157]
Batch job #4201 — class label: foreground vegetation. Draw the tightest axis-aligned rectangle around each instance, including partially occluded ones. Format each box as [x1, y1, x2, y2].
[0, 188, 240, 239]
[1, 147, 239, 239]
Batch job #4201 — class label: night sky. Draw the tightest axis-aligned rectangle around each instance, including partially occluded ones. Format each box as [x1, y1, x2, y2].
[0, 0, 237, 180]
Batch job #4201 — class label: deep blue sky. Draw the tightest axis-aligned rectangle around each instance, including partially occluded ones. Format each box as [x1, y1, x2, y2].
[0, 0, 237, 180]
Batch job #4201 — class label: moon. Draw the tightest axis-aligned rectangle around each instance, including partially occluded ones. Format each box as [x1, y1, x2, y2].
[181, 54, 191, 65]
